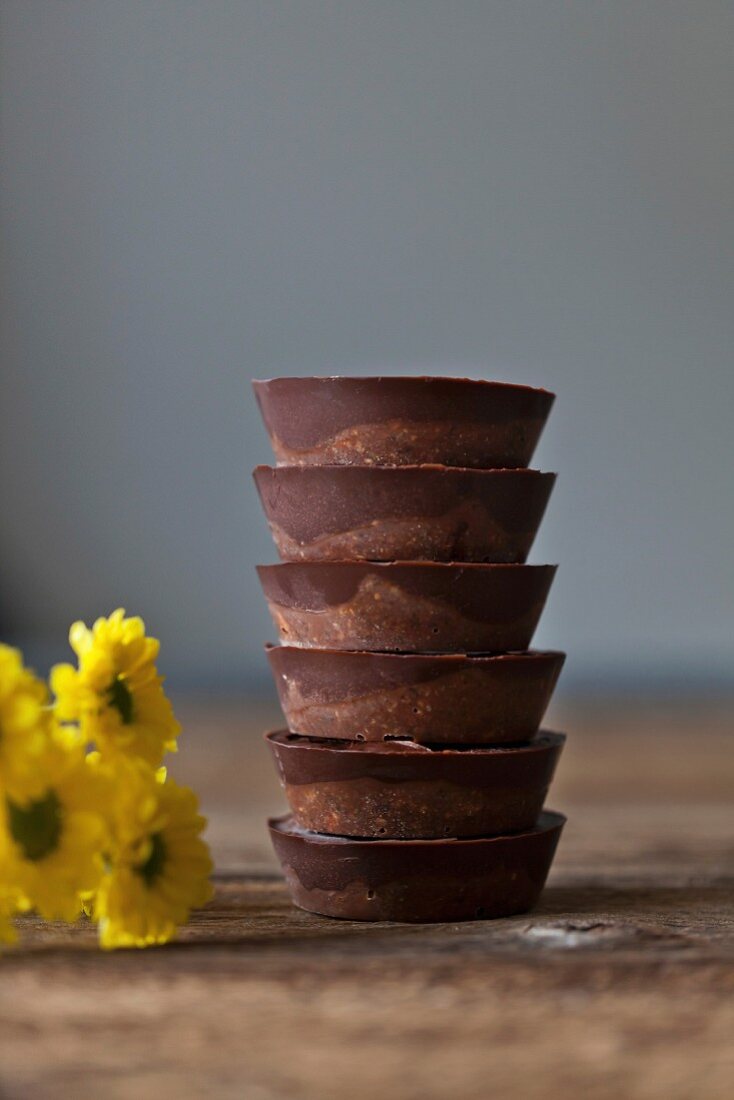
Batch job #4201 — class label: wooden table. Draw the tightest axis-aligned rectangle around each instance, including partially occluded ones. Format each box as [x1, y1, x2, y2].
[1, 697, 732, 1099]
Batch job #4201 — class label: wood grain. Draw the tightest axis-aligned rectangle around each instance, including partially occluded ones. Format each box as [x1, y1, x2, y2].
[0, 697, 732, 1100]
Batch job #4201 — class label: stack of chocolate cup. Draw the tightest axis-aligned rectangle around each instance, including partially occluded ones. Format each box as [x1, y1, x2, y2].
[254, 376, 566, 923]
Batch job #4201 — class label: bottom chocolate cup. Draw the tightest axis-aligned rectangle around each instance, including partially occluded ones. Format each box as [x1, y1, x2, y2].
[266, 731, 565, 839]
[269, 811, 565, 922]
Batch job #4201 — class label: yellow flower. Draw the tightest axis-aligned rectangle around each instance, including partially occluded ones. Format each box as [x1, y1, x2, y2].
[0, 881, 20, 945]
[0, 729, 109, 922]
[95, 761, 212, 949]
[51, 609, 180, 766]
[0, 644, 54, 800]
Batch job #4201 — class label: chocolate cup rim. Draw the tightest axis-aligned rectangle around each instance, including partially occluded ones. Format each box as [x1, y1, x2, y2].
[264, 643, 565, 665]
[269, 809, 566, 847]
[253, 463, 556, 478]
[265, 728, 566, 758]
[258, 561, 558, 572]
[253, 375, 554, 399]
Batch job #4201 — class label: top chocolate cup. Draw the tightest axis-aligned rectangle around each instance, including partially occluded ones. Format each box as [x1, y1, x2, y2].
[253, 376, 554, 468]
[253, 465, 555, 563]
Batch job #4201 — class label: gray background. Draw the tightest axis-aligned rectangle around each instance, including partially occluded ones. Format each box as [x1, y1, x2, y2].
[2, 1, 732, 692]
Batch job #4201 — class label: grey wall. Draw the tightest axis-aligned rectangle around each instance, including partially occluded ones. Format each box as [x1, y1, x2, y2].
[2, 1, 733, 690]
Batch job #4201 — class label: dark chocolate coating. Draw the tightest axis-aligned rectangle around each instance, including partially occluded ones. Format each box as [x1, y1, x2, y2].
[269, 811, 565, 922]
[257, 562, 557, 653]
[266, 646, 564, 743]
[266, 730, 565, 839]
[253, 377, 554, 468]
[253, 465, 555, 564]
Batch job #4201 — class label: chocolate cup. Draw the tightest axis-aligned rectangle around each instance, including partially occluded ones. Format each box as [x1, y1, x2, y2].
[253, 377, 554, 468]
[269, 811, 565, 922]
[266, 730, 565, 839]
[257, 562, 557, 653]
[266, 646, 564, 743]
[253, 465, 555, 564]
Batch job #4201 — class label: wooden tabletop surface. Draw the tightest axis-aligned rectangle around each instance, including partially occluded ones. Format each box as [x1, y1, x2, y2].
[0, 696, 732, 1099]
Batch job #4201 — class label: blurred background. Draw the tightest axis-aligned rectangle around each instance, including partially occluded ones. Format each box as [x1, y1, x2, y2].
[1, 0, 733, 698]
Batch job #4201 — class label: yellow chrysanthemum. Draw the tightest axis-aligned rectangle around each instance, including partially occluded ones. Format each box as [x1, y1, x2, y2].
[95, 760, 212, 949]
[0, 644, 55, 800]
[51, 609, 180, 766]
[0, 880, 20, 945]
[0, 729, 109, 922]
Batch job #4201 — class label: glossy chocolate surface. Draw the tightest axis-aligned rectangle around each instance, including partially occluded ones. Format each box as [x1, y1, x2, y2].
[267, 730, 564, 786]
[253, 377, 554, 468]
[257, 562, 557, 653]
[253, 465, 555, 563]
[266, 730, 565, 839]
[266, 646, 564, 743]
[269, 811, 565, 922]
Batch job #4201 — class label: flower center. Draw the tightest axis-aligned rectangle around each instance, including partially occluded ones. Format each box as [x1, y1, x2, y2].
[107, 676, 134, 724]
[137, 832, 167, 886]
[7, 791, 62, 861]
